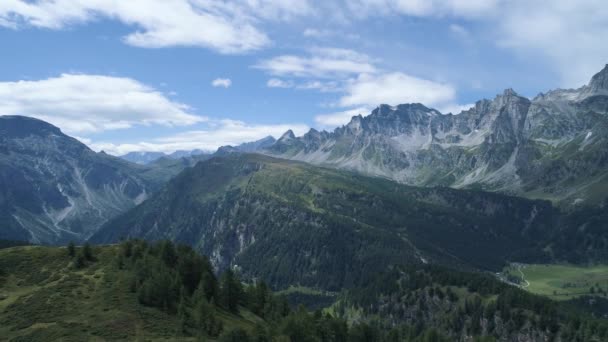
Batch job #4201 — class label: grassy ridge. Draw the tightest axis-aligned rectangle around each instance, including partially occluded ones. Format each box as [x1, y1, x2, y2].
[0, 245, 260, 341]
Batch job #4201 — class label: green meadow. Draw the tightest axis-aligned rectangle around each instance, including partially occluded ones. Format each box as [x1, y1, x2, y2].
[504, 263, 608, 300]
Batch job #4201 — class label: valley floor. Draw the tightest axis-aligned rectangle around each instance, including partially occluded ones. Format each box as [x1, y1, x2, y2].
[502, 263, 608, 300]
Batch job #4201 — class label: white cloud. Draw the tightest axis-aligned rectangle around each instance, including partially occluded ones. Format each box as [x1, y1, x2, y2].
[314, 107, 371, 128]
[438, 103, 475, 115]
[303, 28, 331, 38]
[339, 72, 456, 108]
[297, 80, 340, 92]
[0, 73, 204, 134]
[267, 78, 294, 88]
[212, 78, 232, 88]
[448, 23, 471, 42]
[254, 47, 377, 78]
[90, 119, 309, 155]
[242, 0, 314, 20]
[345, 0, 499, 18]
[494, 0, 608, 86]
[0, 0, 292, 54]
[266, 78, 340, 92]
[341, 1, 607, 88]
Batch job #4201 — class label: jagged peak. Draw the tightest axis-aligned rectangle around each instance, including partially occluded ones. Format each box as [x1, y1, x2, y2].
[349, 114, 363, 123]
[588, 63, 608, 91]
[278, 129, 296, 141]
[372, 103, 435, 117]
[258, 135, 276, 143]
[502, 88, 519, 97]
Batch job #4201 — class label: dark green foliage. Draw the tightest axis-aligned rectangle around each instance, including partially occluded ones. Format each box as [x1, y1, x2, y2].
[3, 241, 608, 341]
[124, 240, 216, 314]
[550, 205, 608, 263]
[92, 154, 561, 293]
[83, 242, 94, 261]
[219, 268, 244, 313]
[336, 264, 608, 341]
[67, 241, 76, 257]
[219, 327, 251, 342]
[73, 252, 86, 269]
[193, 292, 223, 337]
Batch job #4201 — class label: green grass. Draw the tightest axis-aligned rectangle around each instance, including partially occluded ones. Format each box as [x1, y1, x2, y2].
[0, 245, 263, 341]
[504, 263, 608, 300]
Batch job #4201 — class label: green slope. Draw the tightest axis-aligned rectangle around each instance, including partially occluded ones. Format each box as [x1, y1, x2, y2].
[3, 243, 607, 342]
[0, 244, 263, 341]
[91, 154, 557, 291]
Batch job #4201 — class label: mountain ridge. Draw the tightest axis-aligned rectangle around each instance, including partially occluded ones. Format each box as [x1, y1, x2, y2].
[264, 65, 608, 207]
[91, 153, 560, 290]
[0, 116, 158, 244]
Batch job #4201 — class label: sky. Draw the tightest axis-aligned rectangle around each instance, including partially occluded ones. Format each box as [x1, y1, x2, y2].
[0, 0, 607, 155]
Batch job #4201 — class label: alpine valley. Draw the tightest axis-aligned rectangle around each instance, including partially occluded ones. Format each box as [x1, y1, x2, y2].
[2, 66, 608, 341]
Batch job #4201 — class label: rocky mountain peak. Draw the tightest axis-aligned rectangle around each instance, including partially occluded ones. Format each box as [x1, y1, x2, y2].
[502, 88, 519, 97]
[346, 114, 364, 133]
[588, 64, 608, 92]
[0, 115, 64, 139]
[278, 129, 296, 142]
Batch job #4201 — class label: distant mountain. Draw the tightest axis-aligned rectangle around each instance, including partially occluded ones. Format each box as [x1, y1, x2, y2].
[266, 65, 608, 207]
[167, 149, 206, 159]
[120, 151, 166, 165]
[120, 149, 208, 165]
[215, 136, 276, 155]
[91, 154, 555, 290]
[0, 116, 157, 244]
[119, 137, 275, 167]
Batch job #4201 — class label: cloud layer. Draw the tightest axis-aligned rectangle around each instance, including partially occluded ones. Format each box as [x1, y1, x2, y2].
[0, 0, 310, 53]
[339, 73, 456, 108]
[258, 47, 462, 128]
[0, 74, 203, 134]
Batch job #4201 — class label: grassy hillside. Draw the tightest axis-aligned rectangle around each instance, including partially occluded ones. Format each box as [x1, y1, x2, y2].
[0, 243, 266, 341]
[2, 243, 607, 341]
[92, 154, 557, 291]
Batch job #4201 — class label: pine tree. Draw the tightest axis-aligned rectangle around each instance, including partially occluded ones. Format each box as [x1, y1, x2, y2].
[219, 269, 242, 313]
[67, 241, 76, 257]
[83, 243, 94, 261]
[74, 252, 86, 269]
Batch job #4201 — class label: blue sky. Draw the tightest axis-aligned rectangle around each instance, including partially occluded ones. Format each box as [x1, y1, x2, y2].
[0, 0, 606, 155]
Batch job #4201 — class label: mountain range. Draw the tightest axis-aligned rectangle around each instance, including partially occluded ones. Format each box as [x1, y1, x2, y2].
[120, 149, 208, 165]
[118, 136, 276, 164]
[265, 65, 608, 208]
[2, 65, 608, 262]
[3, 66, 608, 341]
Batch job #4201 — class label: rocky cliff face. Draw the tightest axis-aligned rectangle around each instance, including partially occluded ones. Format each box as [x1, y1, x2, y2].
[266, 65, 608, 207]
[0, 116, 152, 244]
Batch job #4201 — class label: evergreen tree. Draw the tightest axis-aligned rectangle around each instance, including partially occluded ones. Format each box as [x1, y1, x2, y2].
[219, 269, 243, 313]
[74, 252, 86, 269]
[67, 241, 76, 257]
[219, 327, 250, 342]
[83, 242, 94, 261]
